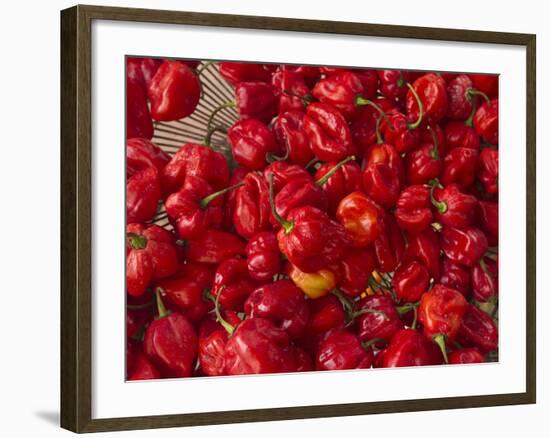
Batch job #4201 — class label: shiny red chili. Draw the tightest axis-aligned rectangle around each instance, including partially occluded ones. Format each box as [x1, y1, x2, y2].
[245, 231, 281, 282]
[457, 303, 498, 352]
[394, 185, 433, 233]
[227, 119, 280, 170]
[392, 261, 430, 302]
[316, 330, 374, 371]
[441, 227, 488, 267]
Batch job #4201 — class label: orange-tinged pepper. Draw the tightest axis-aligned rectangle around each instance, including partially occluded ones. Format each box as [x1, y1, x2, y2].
[288, 263, 337, 299]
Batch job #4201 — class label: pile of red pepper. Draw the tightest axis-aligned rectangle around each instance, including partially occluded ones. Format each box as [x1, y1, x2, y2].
[126, 58, 499, 380]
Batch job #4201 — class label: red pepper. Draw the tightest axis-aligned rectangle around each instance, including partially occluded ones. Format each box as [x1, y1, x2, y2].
[287, 263, 338, 299]
[128, 344, 161, 381]
[219, 62, 273, 86]
[165, 176, 242, 239]
[263, 160, 310, 194]
[373, 213, 405, 273]
[147, 61, 201, 121]
[377, 70, 414, 102]
[339, 248, 377, 297]
[354, 69, 379, 99]
[471, 256, 498, 303]
[126, 224, 179, 297]
[351, 98, 395, 152]
[316, 330, 374, 370]
[223, 167, 248, 231]
[363, 141, 405, 184]
[127, 138, 170, 178]
[376, 329, 442, 368]
[355, 295, 404, 344]
[336, 191, 383, 247]
[448, 348, 485, 364]
[405, 126, 443, 185]
[474, 98, 499, 145]
[161, 143, 230, 196]
[233, 82, 279, 123]
[440, 147, 479, 188]
[312, 71, 366, 118]
[303, 102, 356, 161]
[232, 172, 271, 238]
[403, 227, 441, 280]
[304, 295, 346, 337]
[245, 231, 281, 282]
[440, 258, 471, 297]
[126, 75, 153, 139]
[245, 279, 309, 339]
[478, 148, 498, 196]
[155, 263, 214, 322]
[271, 111, 314, 166]
[431, 183, 478, 228]
[393, 261, 430, 302]
[443, 121, 480, 151]
[446, 74, 475, 120]
[441, 227, 488, 267]
[274, 204, 352, 273]
[469, 74, 498, 98]
[418, 284, 467, 362]
[394, 185, 433, 233]
[406, 73, 448, 123]
[457, 303, 498, 352]
[126, 166, 161, 223]
[224, 318, 296, 375]
[272, 69, 310, 113]
[227, 119, 280, 170]
[143, 291, 198, 377]
[315, 159, 363, 213]
[211, 257, 257, 311]
[478, 200, 498, 245]
[363, 162, 401, 208]
[185, 229, 246, 264]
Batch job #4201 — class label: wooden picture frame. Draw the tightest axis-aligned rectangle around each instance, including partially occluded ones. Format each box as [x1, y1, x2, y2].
[60, 4, 536, 433]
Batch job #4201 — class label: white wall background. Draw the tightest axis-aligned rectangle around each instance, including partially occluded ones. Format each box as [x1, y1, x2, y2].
[0, 0, 545, 436]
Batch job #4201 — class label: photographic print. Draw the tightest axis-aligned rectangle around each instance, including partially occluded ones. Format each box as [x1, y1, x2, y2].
[125, 58, 499, 380]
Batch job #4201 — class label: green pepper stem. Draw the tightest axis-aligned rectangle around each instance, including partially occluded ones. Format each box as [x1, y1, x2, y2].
[375, 115, 384, 145]
[204, 126, 228, 147]
[315, 155, 355, 187]
[433, 333, 449, 364]
[207, 101, 236, 132]
[429, 181, 447, 213]
[361, 337, 387, 350]
[268, 174, 294, 234]
[155, 288, 170, 319]
[282, 89, 314, 106]
[406, 83, 424, 130]
[205, 288, 235, 335]
[354, 96, 393, 131]
[466, 88, 490, 104]
[127, 232, 148, 250]
[266, 140, 290, 163]
[351, 307, 389, 321]
[200, 181, 245, 209]
[411, 306, 418, 330]
[395, 301, 420, 315]
[427, 125, 440, 160]
[465, 91, 479, 128]
[331, 289, 355, 317]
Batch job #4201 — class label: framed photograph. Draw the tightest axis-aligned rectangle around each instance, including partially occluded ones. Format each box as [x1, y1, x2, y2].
[60, 4, 536, 433]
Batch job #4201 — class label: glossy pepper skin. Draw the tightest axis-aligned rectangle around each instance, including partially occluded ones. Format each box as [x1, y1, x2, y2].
[315, 160, 362, 213]
[432, 183, 478, 229]
[380, 111, 422, 154]
[406, 73, 448, 123]
[441, 227, 488, 267]
[448, 348, 485, 364]
[377, 329, 442, 368]
[184, 229, 245, 264]
[406, 140, 442, 186]
[478, 200, 499, 245]
[316, 330, 374, 371]
[377, 70, 413, 102]
[374, 213, 405, 273]
[478, 148, 499, 196]
[474, 98, 499, 145]
[128, 347, 161, 381]
[143, 293, 198, 378]
[312, 71, 365, 119]
[126, 167, 161, 223]
[272, 69, 310, 113]
[227, 119, 279, 170]
[224, 318, 296, 375]
[351, 98, 395, 151]
[363, 142, 405, 184]
[303, 102, 356, 161]
[219, 62, 272, 86]
[234, 82, 279, 123]
[403, 227, 441, 280]
[161, 143, 230, 196]
[147, 61, 201, 121]
[471, 256, 498, 303]
[232, 172, 271, 238]
[457, 303, 498, 352]
[441, 147, 479, 188]
[271, 111, 314, 166]
[127, 138, 170, 178]
[263, 160, 310, 194]
[336, 191, 383, 247]
[339, 248, 377, 297]
[245, 232, 281, 282]
[418, 284, 467, 360]
[126, 75, 153, 140]
[211, 257, 257, 311]
[126, 224, 179, 297]
[245, 280, 309, 339]
[392, 261, 430, 302]
[356, 295, 404, 344]
[440, 258, 471, 297]
[287, 263, 338, 299]
[363, 153, 402, 209]
[446, 74, 474, 120]
[394, 185, 433, 233]
[276, 206, 352, 273]
[443, 121, 480, 151]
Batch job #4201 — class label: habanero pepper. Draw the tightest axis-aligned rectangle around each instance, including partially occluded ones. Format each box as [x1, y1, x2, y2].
[355, 295, 404, 344]
[403, 227, 441, 280]
[245, 279, 310, 339]
[272, 69, 311, 113]
[126, 75, 153, 140]
[394, 184, 433, 233]
[227, 119, 280, 170]
[418, 284, 468, 363]
[263, 160, 310, 194]
[143, 290, 198, 377]
[440, 147, 479, 188]
[406, 72, 448, 123]
[457, 303, 498, 352]
[441, 226, 488, 267]
[405, 125, 442, 185]
[126, 223, 179, 297]
[474, 98, 499, 145]
[446, 74, 475, 121]
[478, 200, 499, 245]
[128, 345, 161, 381]
[376, 329, 443, 368]
[377, 69, 414, 102]
[316, 330, 374, 371]
[219, 62, 273, 86]
[469, 74, 498, 98]
[303, 102, 356, 162]
[431, 182, 478, 229]
[312, 71, 366, 119]
[184, 228, 246, 264]
[448, 348, 485, 364]
[440, 258, 471, 297]
[336, 191, 383, 247]
[211, 257, 257, 311]
[351, 97, 395, 152]
[471, 255, 498, 303]
[271, 110, 314, 167]
[127, 138, 170, 179]
[147, 61, 201, 121]
[478, 148, 498, 196]
[392, 260, 430, 303]
[373, 213, 405, 273]
[245, 231, 281, 282]
[315, 159, 363, 213]
[287, 262, 338, 299]
[232, 171, 271, 239]
[126, 166, 161, 223]
[339, 248, 377, 297]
